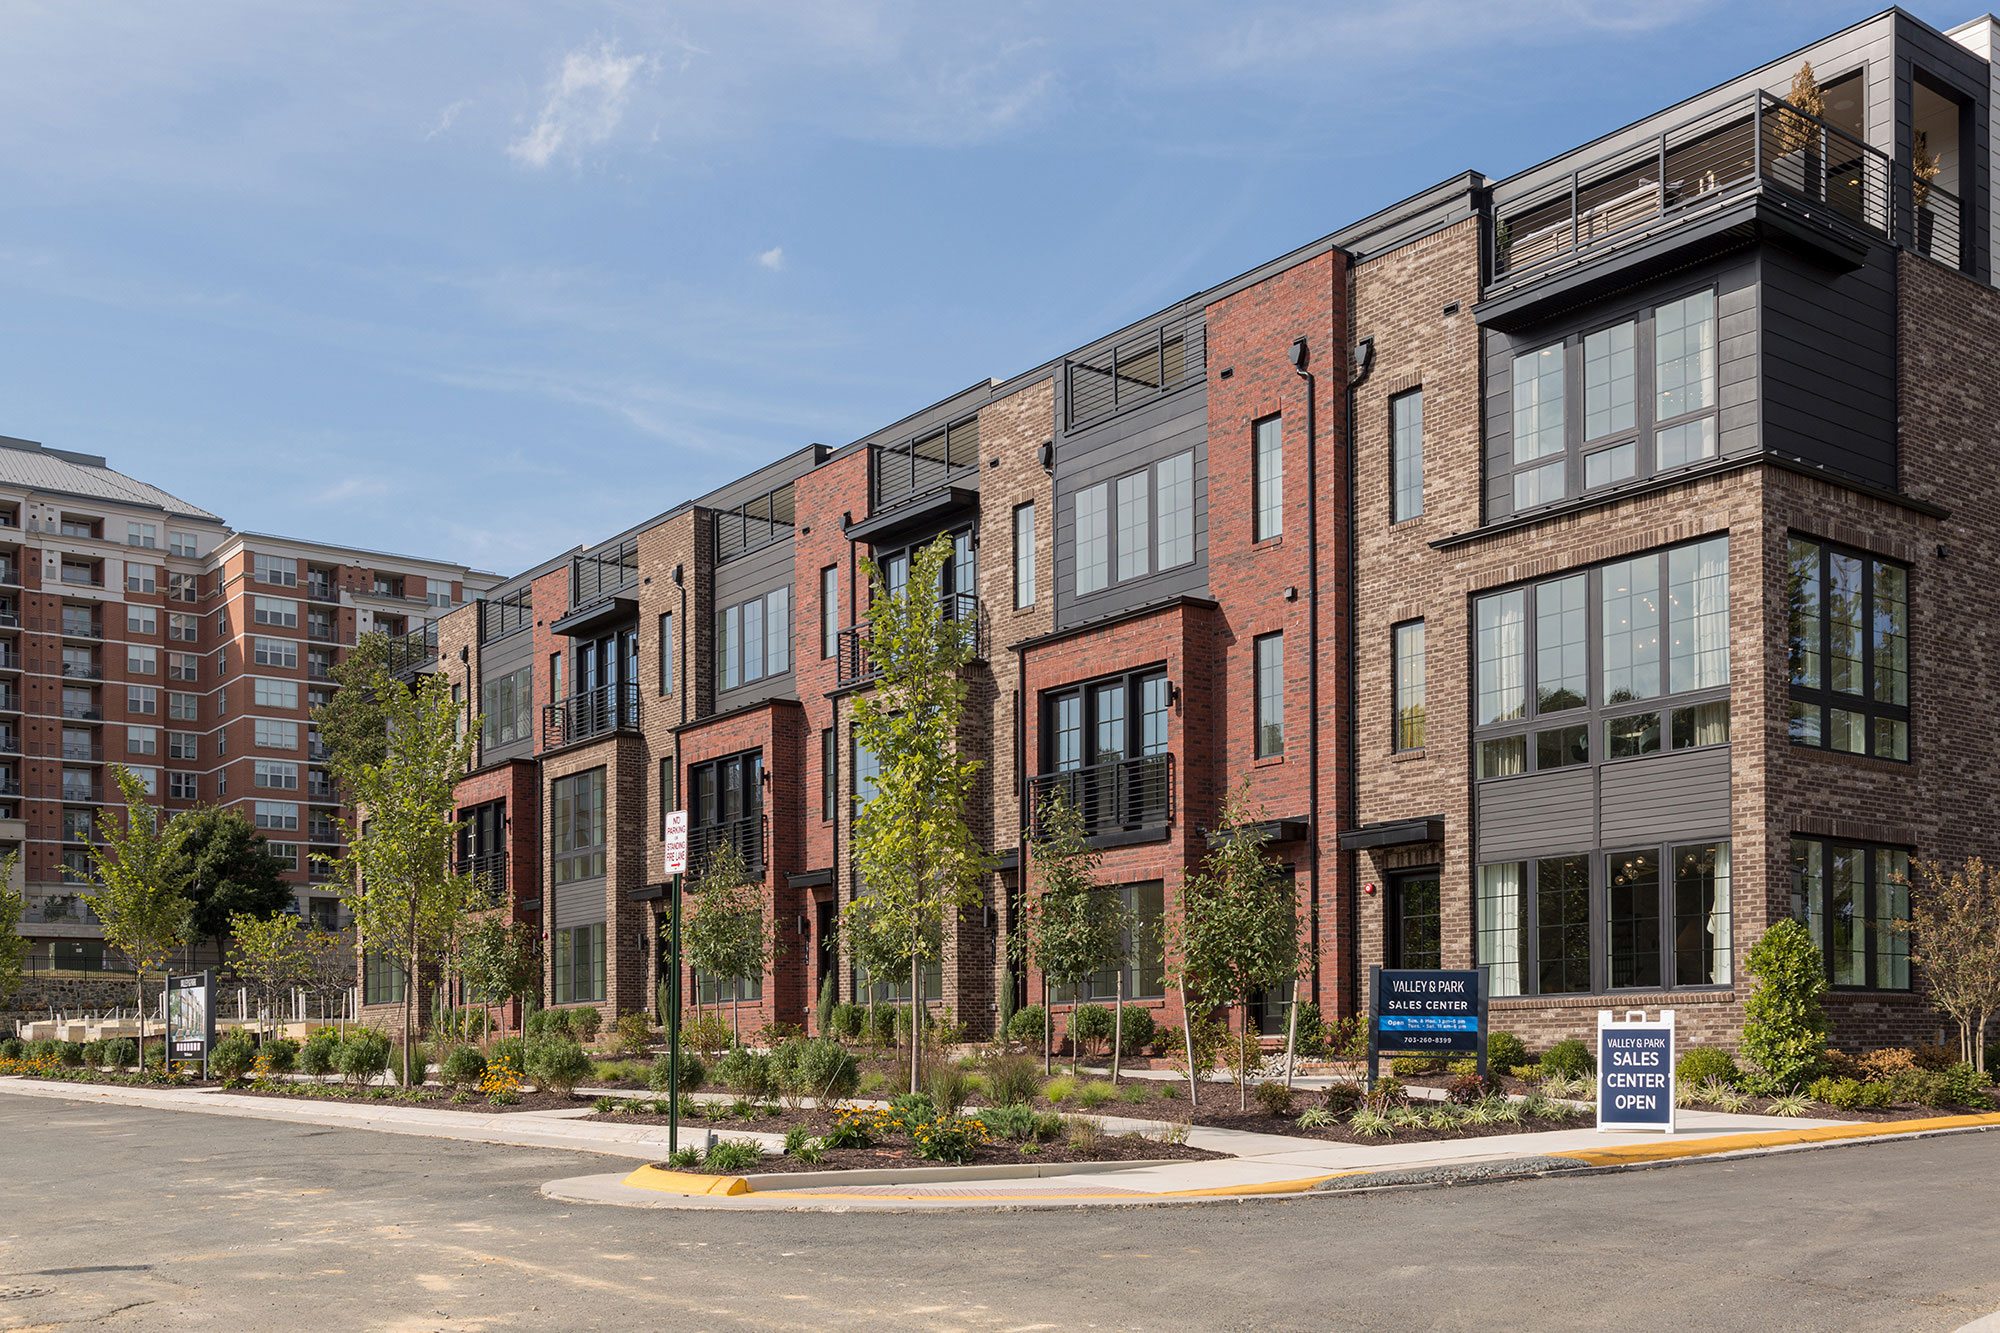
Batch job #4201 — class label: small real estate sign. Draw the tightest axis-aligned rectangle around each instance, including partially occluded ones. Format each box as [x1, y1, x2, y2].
[661, 809, 689, 877]
[166, 971, 214, 1072]
[1597, 1009, 1676, 1133]
[1368, 966, 1488, 1082]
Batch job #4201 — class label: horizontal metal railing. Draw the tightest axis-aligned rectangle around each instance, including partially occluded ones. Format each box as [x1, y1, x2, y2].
[480, 587, 533, 642]
[456, 849, 508, 905]
[572, 538, 639, 607]
[383, 622, 438, 676]
[1029, 754, 1174, 838]
[715, 483, 797, 563]
[689, 815, 763, 875]
[542, 682, 640, 747]
[1064, 312, 1207, 432]
[872, 420, 981, 509]
[835, 592, 983, 687]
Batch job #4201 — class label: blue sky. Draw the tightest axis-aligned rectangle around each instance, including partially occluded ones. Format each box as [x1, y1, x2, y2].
[0, 0, 1942, 575]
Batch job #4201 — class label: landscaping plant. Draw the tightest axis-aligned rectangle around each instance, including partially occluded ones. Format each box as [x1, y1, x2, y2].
[679, 836, 776, 1048]
[1014, 793, 1126, 1078]
[1741, 918, 1829, 1090]
[1902, 858, 2000, 1073]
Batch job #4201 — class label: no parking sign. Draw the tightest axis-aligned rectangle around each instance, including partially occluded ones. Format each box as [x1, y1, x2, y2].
[1597, 1009, 1676, 1133]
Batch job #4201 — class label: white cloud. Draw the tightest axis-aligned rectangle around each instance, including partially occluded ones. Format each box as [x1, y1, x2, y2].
[756, 246, 784, 271]
[425, 98, 471, 140]
[508, 42, 649, 169]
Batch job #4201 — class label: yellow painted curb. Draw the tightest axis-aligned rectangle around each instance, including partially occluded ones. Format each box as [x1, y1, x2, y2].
[1552, 1111, 2000, 1167]
[622, 1164, 750, 1196]
[749, 1173, 1345, 1203]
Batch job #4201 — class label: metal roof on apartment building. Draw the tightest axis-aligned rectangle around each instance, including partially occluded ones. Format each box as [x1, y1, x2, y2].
[0, 434, 222, 523]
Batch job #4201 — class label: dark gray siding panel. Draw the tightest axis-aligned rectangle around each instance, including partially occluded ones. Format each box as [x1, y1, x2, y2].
[1760, 242, 1897, 490]
[1476, 769, 1595, 861]
[713, 536, 796, 712]
[1598, 747, 1733, 848]
[478, 628, 537, 768]
[1053, 380, 1209, 632]
[552, 878, 607, 929]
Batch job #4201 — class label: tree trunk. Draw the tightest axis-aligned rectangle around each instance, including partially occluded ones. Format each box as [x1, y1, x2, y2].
[910, 956, 924, 1096]
[136, 972, 146, 1073]
[1110, 970, 1123, 1086]
[404, 901, 419, 1090]
[732, 992, 741, 1050]
[1042, 975, 1051, 1076]
[1069, 996, 1079, 1077]
[1282, 988, 1299, 1091]
[1181, 998, 1198, 1108]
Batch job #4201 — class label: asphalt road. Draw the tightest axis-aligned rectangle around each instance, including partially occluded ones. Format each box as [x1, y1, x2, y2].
[0, 1093, 1993, 1333]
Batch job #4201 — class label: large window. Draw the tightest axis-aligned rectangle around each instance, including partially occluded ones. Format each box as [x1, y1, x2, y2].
[1071, 450, 1196, 599]
[551, 768, 607, 884]
[1393, 621, 1425, 752]
[363, 949, 405, 1005]
[692, 750, 763, 873]
[1013, 504, 1035, 609]
[1055, 882, 1165, 1001]
[253, 637, 297, 670]
[821, 728, 835, 822]
[553, 923, 605, 1004]
[1254, 633, 1284, 758]
[1473, 535, 1729, 780]
[1787, 537, 1908, 761]
[1391, 389, 1424, 522]
[253, 597, 298, 628]
[1253, 417, 1282, 541]
[820, 565, 838, 657]
[1791, 839, 1910, 990]
[716, 588, 791, 691]
[481, 665, 533, 748]
[658, 613, 675, 695]
[1478, 842, 1730, 997]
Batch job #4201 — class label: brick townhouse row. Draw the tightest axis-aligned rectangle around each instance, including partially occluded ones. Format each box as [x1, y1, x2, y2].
[371, 9, 2000, 1053]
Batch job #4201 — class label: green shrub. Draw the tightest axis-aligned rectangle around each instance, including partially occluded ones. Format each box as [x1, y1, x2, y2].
[867, 1005, 899, 1047]
[53, 1040, 84, 1068]
[1152, 1023, 1183, 1061]
[1068, 1004, 1113, 1055]
[1042, 1074, 1075, 1105]
[986, 1055, 1040, 1106]
[525, 1034, 593, 1096]
[608, 1013, 652, 1057]
[911, 1114, 985, 1164]
[490, 1035, 527, 1073]
[887, 1091, 937, 1131]
[103, 1038, 137, 1069]
[776, 1037, 858, 1102]
[1937, 1063, 1995, 1109]
[24, 1038, 56, 1060]
[524, 1009, 559, 1037]
[1485, 1031, 1528, 1073]
[713, 1047, 774, 1097]
[703, 1139, 763, 1173]
[1807, 1075, 1863, 1109]
[1292, 1000, 1327, 1058]
[82, 1039, 106, 1067]
[647, 1050, 707, 1095]
[1116, 1006, 1157, 1056]
[1676, 1046, 1741, 1088]
[829, 1003, 863, 1042]
[1075, 1080, 1114, 1110]
[0, 1038, 21, 1060]
[1324, 1082, 1363, 1115]
[441, 1046, 487, 1090]
[1741, 919, 1829, 1090]
[1254, 1081, 1295, 1116]
[259, 1038, 299, 1077]
[337, 1029, 391, 1085]
[1540, 1038, 1594, 1078]
[1007, 1005, 1046, 1046]
[391, 1043, 430, 1087]
[973, 1103, 1037, 1142]
[568, 1007, 603, 1042]
[783, 1125, 815, 1158]
[209, 1033, 255, 1083]
[300, 1032, 339, 1079]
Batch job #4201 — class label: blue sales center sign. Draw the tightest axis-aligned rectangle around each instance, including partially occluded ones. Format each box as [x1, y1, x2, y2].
[1369, 967, 1487, 1080]
[1597, 1009, 1677, 1133]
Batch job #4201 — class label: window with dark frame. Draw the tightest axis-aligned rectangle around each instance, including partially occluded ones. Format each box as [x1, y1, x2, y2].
[658, 612, 674, 695]
[1393, 621, 1426, 752]
[1037, 666, 1171, 833]
[658, 757, 677, 837]
[480, 665, 533, 748]
[1013, 503, 1035, 608]
[1786, 536, 1909, 761]
[820, 565, 838, 658]
[715, 587, 791, 691]
[553, 923, 605, 1004]
[1253, 416, 1283, 541]
[1046, 881, 1166, 1002]
[821, 727, 836, 821]
[550, 768, 606, 885]
[1254, 632, 1284, 758]
[1071, 452, 1196, 599]
[1391, 389, 1424, 523]
[1388, 871, 1442, 970]
[1790, 838, 1911, 990]
[689, 749, 763, 872]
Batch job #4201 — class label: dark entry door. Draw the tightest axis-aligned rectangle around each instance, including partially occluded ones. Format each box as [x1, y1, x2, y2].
[1388, 870, 1443, 970]
[816, 900, 837, 995]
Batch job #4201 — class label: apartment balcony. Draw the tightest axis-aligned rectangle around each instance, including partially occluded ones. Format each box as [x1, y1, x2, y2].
[24, 891, 96, 926]
[59, 622, 103, 641]
[0, 610, 18, 630]
[870, 420, 980, 511]
[835, 593, 984, 687]
[1028, 754, 1175, 841]
[306, 622, 338, 642]
[542, 682, 640, 748]
[59, 702, 102, 720]
[0, 691, 20, 713]
[0, 735, 19, 757]
[60, 743, 104, 762]
[305, 579, 338, 603]
[384, 622, 438, 679]
[58, 786, 99, 804]
[689, 815, 763, 876]
[306, 740, 333, 763]
[0, 648, 20, 671]
[0, 776, 23, 797]
[58, 569, 103, 589]
[457, 850, 508, 906]
[307, 661, 333, 681]
[0, 567, 21, 589]
[1486, 90, 1957, 312]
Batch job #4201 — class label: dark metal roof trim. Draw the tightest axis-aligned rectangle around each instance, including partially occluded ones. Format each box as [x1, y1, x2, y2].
[1339, 817, 1446, 851]
[1206, 818, 1311, 849]
[844, 486, 980, 545]
[551, 594, 638, 638]
[787, 868, 834, 889]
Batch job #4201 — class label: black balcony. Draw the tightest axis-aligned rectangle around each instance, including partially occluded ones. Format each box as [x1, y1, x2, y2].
[571, 537, 639, 607]
[60, 663, 102, 681]
[0, 736, 18, 757]
[0, 649, 19, 671]
[689, 815, 763, 876]
[60, 621, 102, 641]
[305, 578, 337, 603]
[457, 850, 508, 905]
[61, 743, 104, 762]
[715, 483, 796, 564]
[0, 778, 21, 797]
[307, 622, 337, 642]
[59, 705, 101, 721]
[480, 587, 533, 642]
[1029, 754, 1174, 839]
[872, 418, 980, 510]
[0, 693, 19, 712]
[542, 682, 640, 747]
[835, 592, 983, 687]
[384, 622, 438, 678]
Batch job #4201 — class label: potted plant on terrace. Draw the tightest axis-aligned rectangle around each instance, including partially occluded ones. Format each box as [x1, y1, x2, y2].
[1768, 62, 1826, 198]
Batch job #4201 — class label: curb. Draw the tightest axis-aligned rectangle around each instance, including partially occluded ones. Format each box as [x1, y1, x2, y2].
[624, 1164, 749, 1196]
[1546, 1111, 2000, 1166]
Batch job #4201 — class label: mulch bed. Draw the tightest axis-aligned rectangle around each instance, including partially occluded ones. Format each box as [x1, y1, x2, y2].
[687, 1133, 1223, 1175]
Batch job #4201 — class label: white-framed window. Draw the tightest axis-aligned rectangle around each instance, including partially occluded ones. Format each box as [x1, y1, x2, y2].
[427, 578, 454, 608]
[255, 718, 299, 750]
[167, 771, 198, 801]
[167, 731, 198, 760]
[167, 612, 197, 642]
[253, 678, 299, 709]
[169, 531, 197, 558]
[254, 800, 299, 831]
[254, 597, 298, 628]
[253, 637, 297, 669]
[127, 726, 157, 756]
[168, 571, 197, 602]
[126, 563, 156, 594]
[254, 760, 299, 790]
[128, 766, 159, 796]
[127, 606, 157, 635]
[167, 652, 197, 682]
[126, 522, 157, 549]
[127, 685, 157, 715]
[257, 554, 298, 587]
[168, 691, 197, 721]
[267, 842, 299, 871]
[127, 646, 157, 675]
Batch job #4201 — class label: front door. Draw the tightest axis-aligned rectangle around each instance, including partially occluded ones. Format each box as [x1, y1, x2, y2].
[1388, 870, 1443, 970]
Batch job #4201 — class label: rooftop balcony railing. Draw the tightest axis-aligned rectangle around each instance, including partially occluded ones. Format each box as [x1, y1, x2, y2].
[571, 537, 639, 608]
[542, 682, 640, 747]
[1029, 754, 1174, 840]
[715, 483, 796, 563]
[872, 421, 980, 510]
[383, 621, 438, 677]
[1489, 89, 1960, 291]
[835, 592, 983, 687]
[1062, 310, 1207, 433]
[457, 850, 508, 906]
[479, 587, 533, 642]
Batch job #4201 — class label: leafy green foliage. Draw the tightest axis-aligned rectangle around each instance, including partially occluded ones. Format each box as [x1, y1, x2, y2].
[441, 1046, 487, 1090]
[712, 1047, 773, 1096]
[1485, 1031, 1529, 1073]
[1068, 1004, 1114, 1054]
[86, 766, 198, 1070]
[1742, 919, 1830, 1090]
[1116, 1005, 1157, 1055]
[309, 631, 400, 790]
[679, 836, 774, 1043]
[770, 1036, 859, 1103]
[525, 1034, 592, 1095]
[228, 910, 308, 1038]
[702, 1139, 764, 1172]
[337, 1029, 391, 1085]
[209, 1032, 256, 1084]
[1006, 1005, 1045, 1045]
[648, 1050, 706, 1094]
[1539, 1039, 1594, 1078]
[1676, 1046, 1741, 1088]
[0, 850, 27, 1005]
[1254, 1080, 1294, 1116]
[300, 1031, 340, 1079]
[985, 1055, 1040, 1106]
[1903, 859, 2000, 1072]
[169, 809, 293, 956]
[456, 918, 541, 1033]
[258, 1038, 299, 1077]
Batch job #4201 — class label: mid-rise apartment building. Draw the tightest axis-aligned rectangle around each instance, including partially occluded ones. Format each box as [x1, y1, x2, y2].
[0, 436, 499, 969]
[374, 9, 2000, 1053]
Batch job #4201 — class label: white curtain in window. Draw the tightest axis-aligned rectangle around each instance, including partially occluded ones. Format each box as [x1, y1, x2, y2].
[1476, 863, 1524, 996]
[1476, 590, 1526, 724]
[1670, 536, 1730, 691]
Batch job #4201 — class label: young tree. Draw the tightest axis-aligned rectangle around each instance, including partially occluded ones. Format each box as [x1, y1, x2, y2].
[300, 924, 356, 1028]
[86, 766, 196, 1070]
[680, 837, 776, 1047]
[0, 849, 28, 1007]
[842, 537, 988, 1094]
[228, 910, 308, 1039]
[1903, 858, 2000, 1073]
[325, 666, 479, 1086]
[1172, 788, 1307, 1110]
[309, 631, 400, 793]
[844, 890, 913, 1052]
[171, 807, 294, 960]
[457, 917, 542, 1041]
[1015, 793, 1127, 1077]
